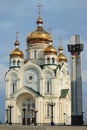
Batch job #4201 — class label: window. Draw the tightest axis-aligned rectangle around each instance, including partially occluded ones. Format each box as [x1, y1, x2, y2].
[52, 57, 55, 63]
[12, 80, 17, 94]
[34, 50, 37, 59]
[27, 104, 30, 111]
[47, 57, 50, 64]
[17, 60, 20, 66]
[45, 81, 50, 93]
[13, 60, 16, 66]
[47, 82, 50, 92]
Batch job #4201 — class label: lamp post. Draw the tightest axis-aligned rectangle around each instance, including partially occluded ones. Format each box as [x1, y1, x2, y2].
[49, 102, 55, 126]
[32, 109, 38, 125]
[5, 108, 9, 124]
[22, 105, 27, 125]
[64, 113, 66, 125]
[8, 105, 13, 125]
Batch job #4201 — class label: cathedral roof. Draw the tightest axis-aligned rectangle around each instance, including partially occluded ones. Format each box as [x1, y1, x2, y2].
[10, 39, 24, 58]
[26, 15, 53, 44]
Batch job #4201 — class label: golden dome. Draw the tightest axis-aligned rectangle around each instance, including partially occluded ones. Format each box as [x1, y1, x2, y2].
[58, 53, 67, 62]
[44, 45, 57, 55]
[26, 16, 53, 44]
[10, 48, 24, 58]
[10, 40, 24, 58]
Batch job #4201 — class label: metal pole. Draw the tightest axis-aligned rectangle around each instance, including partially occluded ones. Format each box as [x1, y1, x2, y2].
[6, 108, 9, 124]
[8, 105, 13, 125]
[33, 109, 38, 125]
[22, 105, 27, 125]
[49, 102, 55, 126]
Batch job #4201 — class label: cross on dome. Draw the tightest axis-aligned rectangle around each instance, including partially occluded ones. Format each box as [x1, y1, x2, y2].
[59, 37, 62, 45]
[37, 3, 43, 16]
[15, 32, 19, 40]
[14, 32, 19, 47]
[58, 37, 63, 51]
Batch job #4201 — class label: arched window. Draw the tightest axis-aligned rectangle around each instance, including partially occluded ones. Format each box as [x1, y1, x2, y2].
[52, 57, 55, 63]
[12, 80, 17, 94]
[17, 60, 20, 66]
[47, 82, 50, 92]
[47, 57, 50, 64]
[34, 50, 37, 59]
[13, 60, 16, 66]
[45, 81, 50, 93]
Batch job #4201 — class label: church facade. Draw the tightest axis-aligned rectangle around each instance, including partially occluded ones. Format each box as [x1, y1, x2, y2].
[5, 11, 71, 125]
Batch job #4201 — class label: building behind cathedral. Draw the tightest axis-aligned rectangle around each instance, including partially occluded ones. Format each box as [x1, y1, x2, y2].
[5, 8, 71, 125]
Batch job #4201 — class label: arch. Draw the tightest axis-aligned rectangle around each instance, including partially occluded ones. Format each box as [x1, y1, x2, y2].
[20, 61, 43, 77]
[43, 68, 55, 78]
[16, 92, 35, 125]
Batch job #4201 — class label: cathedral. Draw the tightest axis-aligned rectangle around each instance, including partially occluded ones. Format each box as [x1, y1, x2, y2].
[5, 5, 71, 125]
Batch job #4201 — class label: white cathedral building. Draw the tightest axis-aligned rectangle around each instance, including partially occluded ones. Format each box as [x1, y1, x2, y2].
[5, 9, 71, 125]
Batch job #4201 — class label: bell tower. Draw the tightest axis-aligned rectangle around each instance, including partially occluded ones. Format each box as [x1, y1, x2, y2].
[67, 35, 84, 125]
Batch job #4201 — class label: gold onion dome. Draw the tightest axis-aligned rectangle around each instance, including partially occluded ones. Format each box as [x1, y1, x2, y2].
[58, 53, 67, 62]
[58, 45, 67, 62]
[10, 40, 24, 58]
[26, 16, 53, 44]
[44, 44, 57, 55]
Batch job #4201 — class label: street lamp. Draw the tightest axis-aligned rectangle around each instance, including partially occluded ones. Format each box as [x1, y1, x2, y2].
[49, 102, 55, 126]
[63, 113, 66, 125]
[8, 105, 13, 125]
[5, 108, 9, 124]
[22, 105, 27, 125]
[32, 109, 38, 125]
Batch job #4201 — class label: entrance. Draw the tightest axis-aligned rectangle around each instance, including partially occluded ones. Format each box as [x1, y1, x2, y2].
[21, 95, 35, 125]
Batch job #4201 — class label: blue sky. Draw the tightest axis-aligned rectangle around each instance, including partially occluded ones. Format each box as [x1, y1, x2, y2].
[0, 0, 87, 123]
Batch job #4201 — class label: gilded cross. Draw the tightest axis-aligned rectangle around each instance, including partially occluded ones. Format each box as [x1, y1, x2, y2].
[59, 37, 62, 45]
[37, 3, 43, 16]
[15, 32, 19, 40]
